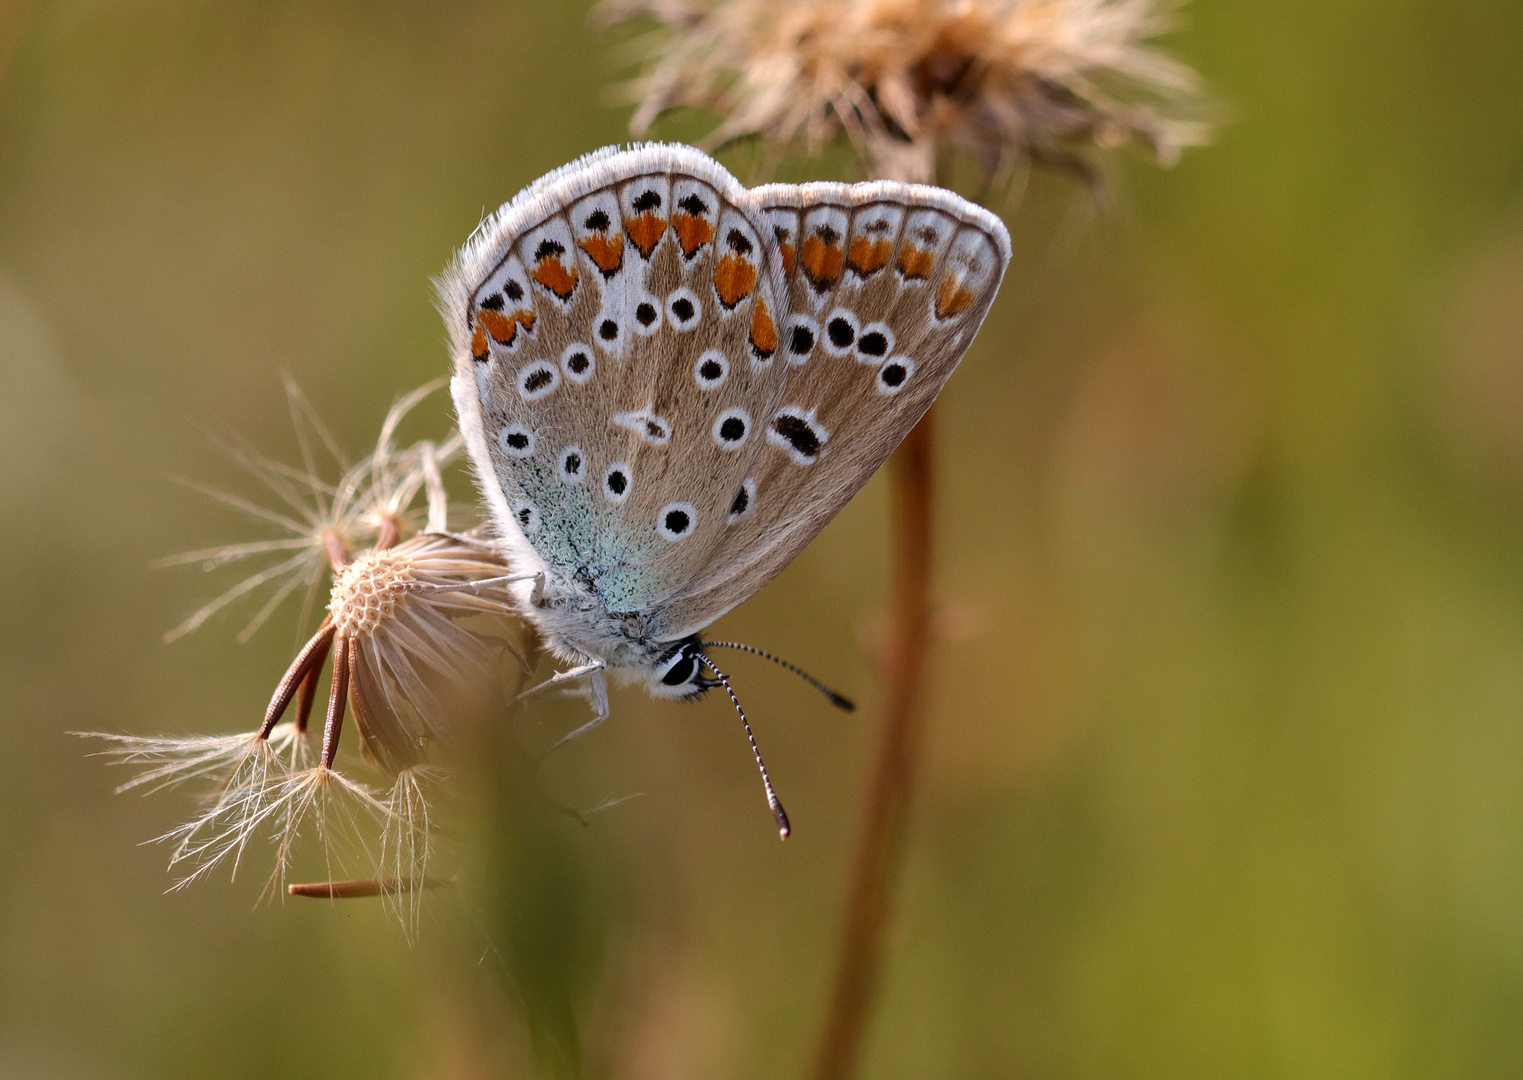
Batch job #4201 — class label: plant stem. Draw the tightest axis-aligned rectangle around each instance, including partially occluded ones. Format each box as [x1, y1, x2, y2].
[811, 405, 937, 1080]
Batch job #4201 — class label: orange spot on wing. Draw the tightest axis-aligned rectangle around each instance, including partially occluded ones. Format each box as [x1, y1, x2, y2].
[672, 212, 715, 258]
[578, 233, 624, 275]
[897, 245, 935, 280]
[800, 234, 843, 292]
[748, 296, 778, 359]
[471, 323, 489, 361]
[531, 255, 578, 300]
[624, 213, 667, 258]
[779, 241, 795, 275]
[713, 254, 757, 309]
[478, 307, 536, 347]
[847, 236, 892, 277]
[934, 276, 977, 319]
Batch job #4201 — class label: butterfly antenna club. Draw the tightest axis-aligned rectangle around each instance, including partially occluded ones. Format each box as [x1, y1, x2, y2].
[702, 641, 855, 712]
[695, 652, 791, 840]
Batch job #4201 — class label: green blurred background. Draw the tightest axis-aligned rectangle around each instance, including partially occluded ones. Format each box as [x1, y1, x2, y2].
[3, 0, 1523, 1076]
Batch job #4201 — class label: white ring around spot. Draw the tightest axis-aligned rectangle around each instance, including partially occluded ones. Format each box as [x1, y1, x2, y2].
[821, 308, 860, 358]
[631, 293, 663, 336]
[657, 501, 698, 541]
[602, 461, 632, 504]
[784, 315, 820, 365]
[498, 423, 535, 458]
[558, 444, 587, 484]
[666, 287, 702, 331]
[517, 359, 560, 401]
[560, 342, 595, 383]
[693, 349, 729, 390]
[877, 355, 914, 395]
[855, 321, 896, 364]
[712, 407, 751, 450]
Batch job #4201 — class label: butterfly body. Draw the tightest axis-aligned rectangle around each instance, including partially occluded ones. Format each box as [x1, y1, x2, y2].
[440, 144, 1009, 705]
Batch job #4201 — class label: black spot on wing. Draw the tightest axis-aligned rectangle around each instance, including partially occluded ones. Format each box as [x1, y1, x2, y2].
[773, 414, 820, 458]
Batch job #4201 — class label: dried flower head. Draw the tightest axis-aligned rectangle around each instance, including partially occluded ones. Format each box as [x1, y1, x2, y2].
[604, 0, 1210, 185]
[88, 384, 528, 933]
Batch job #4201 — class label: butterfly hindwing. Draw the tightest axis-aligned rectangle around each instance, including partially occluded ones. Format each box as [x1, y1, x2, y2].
[445, 146, 1009, 646]
[445, 146, 791, 614]
[651, 181, 1010, 639]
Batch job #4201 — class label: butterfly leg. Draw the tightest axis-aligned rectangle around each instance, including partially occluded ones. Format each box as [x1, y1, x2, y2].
[516, 660, 606, 702]
[515, 664, 611, 757]
[414, 571, 541, 596]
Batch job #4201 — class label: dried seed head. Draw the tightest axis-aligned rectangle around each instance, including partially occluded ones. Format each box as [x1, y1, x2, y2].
[89, 382, 530, 936]
[330, 547, 414, 637]
[604, 0, 1212, 185]
[333, 532, 523, 777]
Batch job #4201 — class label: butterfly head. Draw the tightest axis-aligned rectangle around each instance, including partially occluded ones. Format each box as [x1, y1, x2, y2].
[648, 636, 719, 701]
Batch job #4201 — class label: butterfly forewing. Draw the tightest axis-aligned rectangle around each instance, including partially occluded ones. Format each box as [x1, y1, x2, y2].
[445, 146, 791, 615]
[652, 181, 1010, 639]
[445, 145, 1009, 647]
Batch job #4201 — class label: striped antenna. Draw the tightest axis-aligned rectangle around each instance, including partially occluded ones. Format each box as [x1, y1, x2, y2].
[695, 651, 791, 840]
[701, 640, 855, 712]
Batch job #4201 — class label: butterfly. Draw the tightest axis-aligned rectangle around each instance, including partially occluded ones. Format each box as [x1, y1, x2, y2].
[440, 144, 1009, 835]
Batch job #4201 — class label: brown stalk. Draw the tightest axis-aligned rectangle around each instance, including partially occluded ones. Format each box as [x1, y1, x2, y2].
[288, 876, 449, 899]
[811, 406, 937, 1080]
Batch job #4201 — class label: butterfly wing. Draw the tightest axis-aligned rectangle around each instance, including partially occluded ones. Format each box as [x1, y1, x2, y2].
[442, 145, 791, 614]
[649, 181, 1011, 639]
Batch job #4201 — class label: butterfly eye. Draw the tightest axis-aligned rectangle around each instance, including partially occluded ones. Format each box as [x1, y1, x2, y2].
[650, 643, 706, 697]
[712, 408, 751, 450]
[497, 423, 535, 459]
[657, 502, 697, 541]
[693, 350, 729, 390]
[658, 652, 698, 687]
[877, 356, 914, 395]
[603, 463, 632, 504]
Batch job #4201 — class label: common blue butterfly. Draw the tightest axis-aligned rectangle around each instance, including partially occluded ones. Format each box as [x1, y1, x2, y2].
[441, 144, 1009, 834]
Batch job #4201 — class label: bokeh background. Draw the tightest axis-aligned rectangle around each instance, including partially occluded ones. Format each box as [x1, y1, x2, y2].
[3, 0, 1523, 1076]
